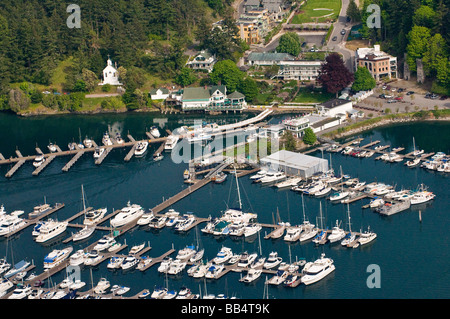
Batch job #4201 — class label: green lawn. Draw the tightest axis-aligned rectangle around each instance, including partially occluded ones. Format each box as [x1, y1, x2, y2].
[292, 87, 335, 103]
[291, 0, 342, 24]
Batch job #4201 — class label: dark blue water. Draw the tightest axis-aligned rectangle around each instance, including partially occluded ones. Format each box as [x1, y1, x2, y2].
[0, 112, 448, 299]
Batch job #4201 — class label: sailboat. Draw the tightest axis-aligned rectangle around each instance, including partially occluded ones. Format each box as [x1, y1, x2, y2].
[72, 185, 95, 242]
[341, 204, 358, 247]
[406, 137, 422, 167]
[329, 166, 349, 202]
[312, 202, 327, 244]
[299, 194, 318, 242]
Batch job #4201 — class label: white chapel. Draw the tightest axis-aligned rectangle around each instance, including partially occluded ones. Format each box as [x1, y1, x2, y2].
[99, 57, 122, 86]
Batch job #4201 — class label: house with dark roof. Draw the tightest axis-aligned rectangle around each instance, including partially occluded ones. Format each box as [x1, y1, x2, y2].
[181, 86, 247, 112]
[316, 99, 353, 117]
[150, 88, 170, 100]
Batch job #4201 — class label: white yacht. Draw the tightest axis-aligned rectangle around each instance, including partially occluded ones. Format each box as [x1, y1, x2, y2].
[33, 155, 46, 168]
[176, 245, 197, 261]
[107, 256, 125, 269]
[4, 260, 30, 279]
[249, 169, 267, 181]
[0, 215, 27, 236]
[43, 247, 73, 269]
[47, 143, 57, 153]
[83, 137, 93, 148]
[174, 214, 196, 232]
[134, 141, 148, 157]
[35, 220, 68, 243]
[205, 264, 225, 279]
[148, 216, 167, 229]
[329, 191, 349, 202]
[243, 223, 261, 237]
[121, 256, 139, 271]
[0, 278, 13, 294]
[110, 202, 144, 228]
[164, 135, 179, 151]
[151, 287, 168, 299]
[299, 222, 318, 242]
[212, 247, 233, 264]
[259, 171, 286, 185]
[263, 252, 283, 269]
[410, 186, 435, 205]
[406, 157, 421, 168]
[275, 177, 302, 189]
[93, 278, 110, 294]
[0, 259, 11, 276]
[115, 132, 124, 144]
[301, 253, 335, 285]
[83, 250, 103, 266]
[328, 220, 346, 243]
[8, 285, 33, 299]
[369, 197, 385, 208]
[157, 257, 173, 273]
[69, 250, 87, 266]
[283, 226, 301, 242]
[237, 252, 257, 268]
[83, 208, 107, 225]
[239, 268, 262, 283]
[93, 147, 105, 159]
[94, 235, 116, 251]
[358, 227, 377, 245]
[150, 126, 160, 138]
[102, 132, 113, 146]
[137, 212, 154, 226]
[167, 259, 187, 275]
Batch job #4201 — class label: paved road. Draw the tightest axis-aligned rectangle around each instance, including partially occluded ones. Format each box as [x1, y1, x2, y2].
[323, 0, 355, 71]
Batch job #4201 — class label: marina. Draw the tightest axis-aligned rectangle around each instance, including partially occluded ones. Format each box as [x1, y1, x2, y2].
[0, 112, 448, 299]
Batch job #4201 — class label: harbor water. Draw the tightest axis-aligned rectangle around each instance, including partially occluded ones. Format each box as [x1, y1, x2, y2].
[0, 111, 448, 299]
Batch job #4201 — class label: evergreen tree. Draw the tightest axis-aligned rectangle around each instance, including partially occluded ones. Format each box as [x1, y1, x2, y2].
[352, 67, 376, 92]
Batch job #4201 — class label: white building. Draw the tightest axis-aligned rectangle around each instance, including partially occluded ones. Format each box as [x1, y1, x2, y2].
[99, 58, 122, 86]
[276, 60, 323, 81]
[260, 150, 329, 178]
[283, 117, 310, 138]
[316, 99, 353, 117]
[150, 88, 170, 100]
[185, 50, 217, 73]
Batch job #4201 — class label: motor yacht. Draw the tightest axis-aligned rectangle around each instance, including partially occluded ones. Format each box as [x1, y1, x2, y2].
[164, 209, 180, 227]
[267, 270, 289, 285]
[283, 226, 301, 242]
[33, 155, 46, 168]
[176, 245, 197, 261]
[213, 247, 233, 264]
[121, 255, 139, 271]
[115, 133, 124, 144]
[94, 235, 116, 251]
[243, 223, 261, 237]
[164, 135, 179, 151]
[93, 278, 110, 294]
[406, 157, 421, 168]
[358, 227, 377, 245]
[34, 220, 68, 243]
[106, 256, 124, 270]
[47, 143, 57, 153]
[137, 256, 152, 270]
[0, 215, 27, 236]
[249, 169, 267, 181]
[137, 212, 154, 226]
[129, 243, 146, 255]
[369, 197, 385, 208]
[410, 190, 435, 205]
[174, 214, 196, 232]
[328, 220, 346, 243]
[259, 171, 286, 185]
[299, 222, 318, 242]
[301, 253, 335, 285]
[8, 285, 33, 299]
[83, 137, 93, 148]
[0, 259, 11, 276]
[93, 147, 105, 159]
[205, 264, 225, 279]
[102, 132, 113, 146]
[29, 202, 51, 219]
[263, 252, 283, 269]
[237, 252, 257, 268]
[43, 246, 73, 269]
[167, 259, 187, 275]
[239, 268, 262, 283]
[148, 216, 167, 229]
[134, 141, 148, 157]
[151, 287, 168, 299]
[83, 250, 102, 266]
[69, 250, 87, 266]
[110, 202, 144, 228]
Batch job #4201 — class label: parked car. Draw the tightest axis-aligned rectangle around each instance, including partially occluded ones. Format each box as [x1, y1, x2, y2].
[332, 36, 337, 41]
[384, 94, 393, 99]
[397, 88, 404, 92]
[387, 99, 397, 103]
[439, 95, 448, 100]
[406, 91, 415, 95]
[395, 96, 403, 101]
[379, 94, 386, 99]
[341, 29, 346, 35]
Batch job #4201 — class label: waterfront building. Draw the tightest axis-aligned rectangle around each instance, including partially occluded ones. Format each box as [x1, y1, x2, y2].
[316, 99, 353, 117]
[276, 60, 323, 81]
[181, 86, 247, 112]
[260, 150, 329, 178]
[150, 88, 170, 101]
[355, 45, 398, 80]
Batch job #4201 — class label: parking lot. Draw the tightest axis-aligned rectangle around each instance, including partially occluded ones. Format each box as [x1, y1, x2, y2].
[355, 79, 450, 115]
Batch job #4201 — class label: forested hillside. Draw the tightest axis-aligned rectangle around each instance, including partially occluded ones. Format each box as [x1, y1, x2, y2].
[352, 0, 449, 94]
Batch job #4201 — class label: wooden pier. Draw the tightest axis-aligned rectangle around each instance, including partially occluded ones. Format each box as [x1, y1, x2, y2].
[62, 151, 85, 172]
[32, 155, 56, 176]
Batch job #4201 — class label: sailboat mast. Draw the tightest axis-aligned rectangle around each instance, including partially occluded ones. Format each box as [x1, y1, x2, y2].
[234, 168, 242, 210]
[81, 184, 86, 213]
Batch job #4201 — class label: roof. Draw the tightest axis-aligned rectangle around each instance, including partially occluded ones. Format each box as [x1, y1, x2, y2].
[182, 85, 226, 101]
[261, 150, 328, 171]
[245, 0, 261, 6]
[248, 52, 295, 62]
[150, 88, 169, 95]
[227, 91, 245, 99]
[319, 99, 352, 109]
